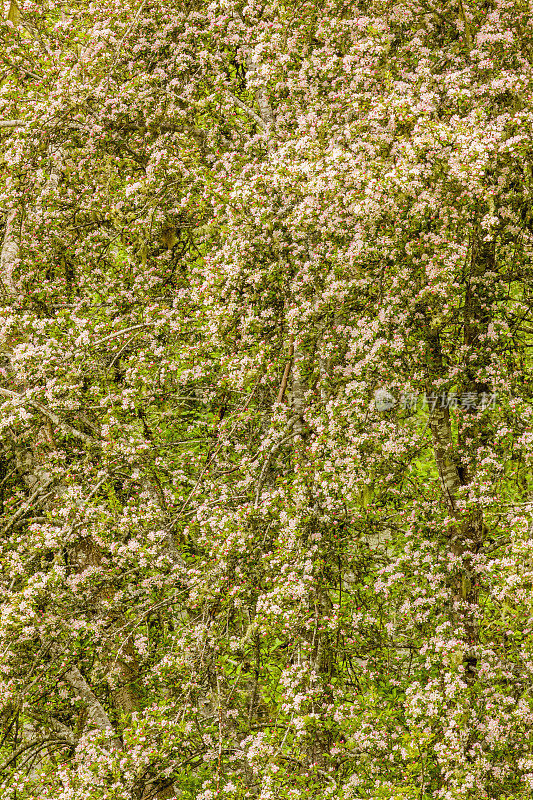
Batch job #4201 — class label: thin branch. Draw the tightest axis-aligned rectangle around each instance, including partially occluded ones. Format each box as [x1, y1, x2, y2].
[225, 91, 266, 130]
[0, 477, 55, 535]
[479, 538, 512, 555]
[276, 336, 294, 404]
[110, 0, 148, 69]
[0, 465, 17, 487]
[0, 739, 45, 773]
[0, 388, 101, 447]
[254, 416, 299, 508]
[106, 333, 143, 371]
[93, 322, 156, 346]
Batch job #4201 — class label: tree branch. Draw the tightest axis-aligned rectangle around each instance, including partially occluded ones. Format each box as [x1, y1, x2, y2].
[46, 717, 77, 746]
[254, 416, 300, 508]
[63, 664, 120, 741]
[225, 91, 266, 130]
[276, 336, 294, 404]
[0, 388, 102, 447]
[0, 476, 55, 535]
[1, 209, 18, 295]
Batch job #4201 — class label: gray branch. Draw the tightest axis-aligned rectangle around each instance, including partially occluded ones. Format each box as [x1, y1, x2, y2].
[0, 387, 101, 447]
[225, 91, 266, 130]
[63, 664, 120, 744]
[254, 416, 300, 508]
[1, 209, 18, 295]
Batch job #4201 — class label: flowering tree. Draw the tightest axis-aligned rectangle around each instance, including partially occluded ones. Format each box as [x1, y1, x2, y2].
[0, 0, 532, 798]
